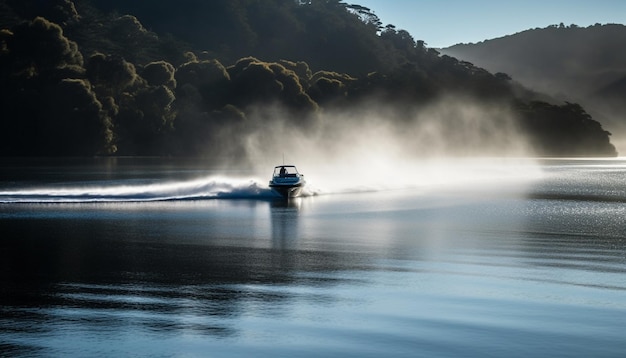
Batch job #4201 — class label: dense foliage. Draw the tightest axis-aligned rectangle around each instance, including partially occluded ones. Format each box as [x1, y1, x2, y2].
[0, 0, 617, 158]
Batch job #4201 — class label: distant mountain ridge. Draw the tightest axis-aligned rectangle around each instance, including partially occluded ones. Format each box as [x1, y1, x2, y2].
[440, 23, 626, 151]
[442, 24, 626, 97]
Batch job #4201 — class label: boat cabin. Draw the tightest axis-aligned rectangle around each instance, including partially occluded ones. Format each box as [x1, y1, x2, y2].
[273, 165, 300, 178]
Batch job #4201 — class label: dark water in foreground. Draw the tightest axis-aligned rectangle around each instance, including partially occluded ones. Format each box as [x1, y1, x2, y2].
[1, 158, 626, 357]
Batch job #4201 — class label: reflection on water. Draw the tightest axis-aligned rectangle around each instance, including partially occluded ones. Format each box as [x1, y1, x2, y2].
[270, 199, 302, 250]
[2, 159, 626, 357]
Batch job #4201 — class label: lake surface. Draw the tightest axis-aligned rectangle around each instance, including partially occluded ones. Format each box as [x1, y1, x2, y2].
[1, 158, 626, 357]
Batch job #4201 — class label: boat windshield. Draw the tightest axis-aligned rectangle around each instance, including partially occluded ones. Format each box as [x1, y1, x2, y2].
[273, 166, 299, 177]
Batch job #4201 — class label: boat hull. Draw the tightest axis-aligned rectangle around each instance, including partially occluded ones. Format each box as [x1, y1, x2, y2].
[269, 183, 304, 199]
[269, 165, 305, 199]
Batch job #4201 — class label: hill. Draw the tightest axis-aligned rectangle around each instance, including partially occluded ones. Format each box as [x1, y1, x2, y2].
[0, 0, 617, 159]
[441, 23, 626, 152]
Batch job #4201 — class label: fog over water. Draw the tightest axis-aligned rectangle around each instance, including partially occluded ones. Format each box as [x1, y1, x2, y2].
[236, 98, 537, 193]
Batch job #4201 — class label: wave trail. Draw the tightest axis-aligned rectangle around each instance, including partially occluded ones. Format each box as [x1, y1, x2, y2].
[0, 177, 285, 203]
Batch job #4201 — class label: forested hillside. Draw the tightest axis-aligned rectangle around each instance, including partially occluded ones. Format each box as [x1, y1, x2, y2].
[441, 24, 626, 152]
[0, 0, 617, 159]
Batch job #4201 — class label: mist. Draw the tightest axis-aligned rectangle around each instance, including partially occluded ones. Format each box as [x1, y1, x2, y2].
[238, 97, 541, 194]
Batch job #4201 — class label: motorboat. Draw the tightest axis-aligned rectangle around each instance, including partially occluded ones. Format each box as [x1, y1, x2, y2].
[269, 165, 305, 199]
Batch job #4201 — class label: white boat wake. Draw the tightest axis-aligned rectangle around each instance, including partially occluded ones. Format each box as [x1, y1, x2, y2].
[0, 177, 291, 203]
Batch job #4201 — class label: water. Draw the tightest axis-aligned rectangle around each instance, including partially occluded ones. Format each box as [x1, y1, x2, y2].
[1, 158, 626, 357]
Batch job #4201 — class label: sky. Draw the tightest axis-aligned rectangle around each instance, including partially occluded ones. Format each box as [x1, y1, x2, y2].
[354, 0, 626, 48]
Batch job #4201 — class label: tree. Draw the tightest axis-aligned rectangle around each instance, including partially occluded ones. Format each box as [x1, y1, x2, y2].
[86, 52, 138, 97]
[40, 79, 115, 155]
[142, 61, 177, 90]
[7, 16, 83, 74]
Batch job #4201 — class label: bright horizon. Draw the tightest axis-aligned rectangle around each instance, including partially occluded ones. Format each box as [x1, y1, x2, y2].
[354, 0, 626, 48]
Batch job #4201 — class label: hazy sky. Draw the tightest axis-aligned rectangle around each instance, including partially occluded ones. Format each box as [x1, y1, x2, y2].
[354, 0, 626, 48]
